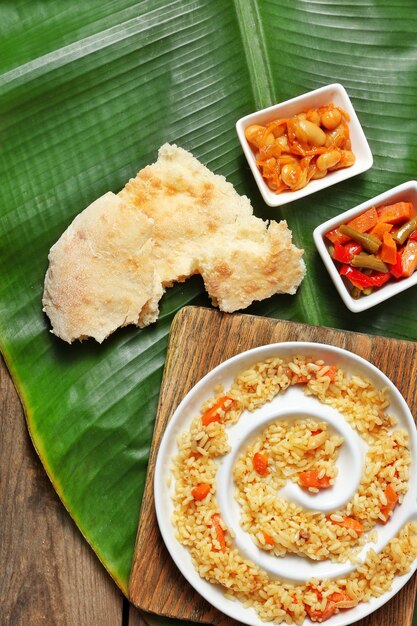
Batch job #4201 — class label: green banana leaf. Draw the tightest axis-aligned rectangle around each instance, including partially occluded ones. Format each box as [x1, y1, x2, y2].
[1, 0, 417, 618]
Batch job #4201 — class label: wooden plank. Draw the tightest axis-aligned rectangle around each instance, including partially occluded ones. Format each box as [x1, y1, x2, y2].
[129, 306, 417, 626]
[128, 605, 153, 625]
[0, 356, 124, 626]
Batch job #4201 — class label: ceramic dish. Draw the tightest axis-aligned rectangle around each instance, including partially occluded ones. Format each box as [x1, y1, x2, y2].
[236, 83, 373, 207]
[313, 181, 417, 313]
[154, 342, 417, 626]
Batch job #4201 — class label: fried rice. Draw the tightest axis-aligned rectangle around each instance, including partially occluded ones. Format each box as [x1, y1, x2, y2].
[171, 356, 416, 624]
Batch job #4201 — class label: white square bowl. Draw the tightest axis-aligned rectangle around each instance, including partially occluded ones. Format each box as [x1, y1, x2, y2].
[236, 83, 373, 207]
[313, 181, 417, 312]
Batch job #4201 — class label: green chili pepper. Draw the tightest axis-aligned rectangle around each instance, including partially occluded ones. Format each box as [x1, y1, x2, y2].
[338, 225, 381, 254]
[350, 252, 389, 273]
[392, 216, 417, 245]
[351, 286, 362, 299]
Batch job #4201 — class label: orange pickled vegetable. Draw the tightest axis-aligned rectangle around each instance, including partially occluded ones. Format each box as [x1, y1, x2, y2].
[211, 513, 226, 552]
[305, 591, 356, 622]
[262, 531, 275, 546]
[380, 485, 398, 523]
[305, 602, 336, 622]
[370, 221, 393, 239]
[348, 206, 378, 233]
[328, 591, 357, 609]
[191, 483, 211, 501]
[377, 201, 413, 224]
[253, 452, 269, 476]
[299, 470, 331, 489]
[380, 231, 397, 264]
[201, 396, 231, 426]
[325, 227, 350, 246]
[333, 516, 364, 535]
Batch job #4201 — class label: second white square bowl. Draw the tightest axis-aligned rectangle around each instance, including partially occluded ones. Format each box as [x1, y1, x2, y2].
[313, 180, 417, 312]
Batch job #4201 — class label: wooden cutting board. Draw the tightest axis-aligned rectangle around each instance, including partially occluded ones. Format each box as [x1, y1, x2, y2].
[129, 306, 417, 626]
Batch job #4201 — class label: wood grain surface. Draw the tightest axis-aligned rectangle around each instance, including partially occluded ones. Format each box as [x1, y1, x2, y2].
[129, 306, 417, 626]
[0, 356, 148, 626]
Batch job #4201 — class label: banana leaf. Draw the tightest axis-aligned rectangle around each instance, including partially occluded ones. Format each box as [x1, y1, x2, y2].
[1, 0, 417, 618]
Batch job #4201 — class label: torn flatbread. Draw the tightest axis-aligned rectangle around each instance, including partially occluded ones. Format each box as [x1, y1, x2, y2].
[199, 220, 305, 312]
[42, 192, 162, 343]
[119, 144, 255, 286]
[119, 144, 305, 322]
[43, 145, 305, 343]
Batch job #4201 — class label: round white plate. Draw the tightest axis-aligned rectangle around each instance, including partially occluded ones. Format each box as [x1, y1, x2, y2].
[154, 342, 417, 626]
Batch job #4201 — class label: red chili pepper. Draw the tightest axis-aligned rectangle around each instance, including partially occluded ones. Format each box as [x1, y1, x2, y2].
[339, 265, 391, 289]
[409, 230, 417, 241]
[332, 242, 362, 264]
[390, 250, 404, 279]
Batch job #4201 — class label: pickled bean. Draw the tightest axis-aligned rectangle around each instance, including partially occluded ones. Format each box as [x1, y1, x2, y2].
[276, 135, 290, 152]
[331, 150, 355, 169]
[281, 163, 301, 188]
[245, 125, 266, 148]
[321, 108, 342, 130]
[310, 165, 328, 180]
[294, 118, 326, 147]
[325, 122, 350, 149]
[264, 133, 275, 146]
[306, 110, 320, 125]
[316, 150, 341, 171]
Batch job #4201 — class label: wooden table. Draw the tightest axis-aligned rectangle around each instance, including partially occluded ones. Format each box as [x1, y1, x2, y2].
[0, 356, 147, 626]
[3, 329, 417, 626]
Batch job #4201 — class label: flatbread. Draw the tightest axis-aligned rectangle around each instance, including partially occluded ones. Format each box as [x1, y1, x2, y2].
[42, 192, 162, 343]
[120, 144, 305, 319]
[43, 145, 305, 343]
[119, 143, 255, 286]
[199, 220, 305, 311]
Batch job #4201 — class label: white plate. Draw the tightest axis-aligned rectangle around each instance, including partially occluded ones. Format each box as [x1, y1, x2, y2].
[154, 342, 417, 626]
[235, 84, 373, 207]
